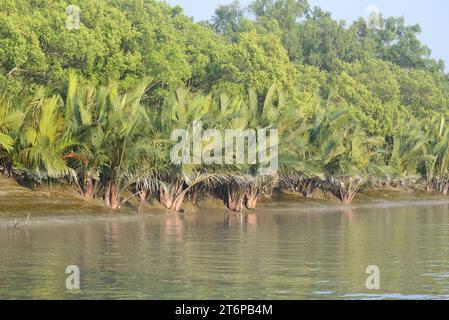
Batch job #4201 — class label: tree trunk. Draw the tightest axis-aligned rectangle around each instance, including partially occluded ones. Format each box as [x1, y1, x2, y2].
[244, 194, 259, 210]
[338, 184, 360, 205]
[2, 159, 13, 178]
[172, 192, 186, 212]
[224, 190, 246, 212]
[159, 187, 173, 209]
[104, 180, 121, 209]
[244, 188, 260, 210]
[433, 177, 448, 195]
[339, 191, 356, 205]
[104, 181, 111, 207]
[110, 182, 120, 209]
[442, 182, 449, 196]
[138, 190, 147, 203]
[158, 181, 186, 212]
[84, 178, 95, 200]
[329, 177, 363, 205]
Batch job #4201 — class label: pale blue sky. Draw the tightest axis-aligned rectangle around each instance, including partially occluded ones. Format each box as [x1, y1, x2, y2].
[166, 0, 448, 67]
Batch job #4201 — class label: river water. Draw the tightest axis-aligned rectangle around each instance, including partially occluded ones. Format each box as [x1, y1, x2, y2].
[1, 193, 449, 300]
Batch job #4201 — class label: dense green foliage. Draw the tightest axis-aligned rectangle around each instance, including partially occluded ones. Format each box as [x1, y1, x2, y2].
[1, 0, 449, 211]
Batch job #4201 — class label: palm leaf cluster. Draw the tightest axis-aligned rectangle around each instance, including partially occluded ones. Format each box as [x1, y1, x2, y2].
[1, 76, 449, 212]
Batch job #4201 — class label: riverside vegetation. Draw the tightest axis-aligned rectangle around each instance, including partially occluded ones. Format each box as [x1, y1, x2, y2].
[1, 0, 449, 212]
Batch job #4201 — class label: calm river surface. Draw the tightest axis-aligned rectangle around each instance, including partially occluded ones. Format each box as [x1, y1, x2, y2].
[2, 194, 449, 300]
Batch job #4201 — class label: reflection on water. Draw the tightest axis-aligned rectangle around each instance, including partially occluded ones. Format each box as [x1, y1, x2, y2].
[2, 198, 449, 300]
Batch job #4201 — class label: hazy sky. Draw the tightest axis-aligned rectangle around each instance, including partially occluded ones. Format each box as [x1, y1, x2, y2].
[166, 0, 448, 66]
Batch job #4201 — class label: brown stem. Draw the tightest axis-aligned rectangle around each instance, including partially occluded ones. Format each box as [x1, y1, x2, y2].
[172, 192, 186, 212]
[225, 189, 246, 212]
[138, 190, 147, 203]
[159, 187, 173, 209]
[104, 180, 121, 209]
[244, 187, 260, 210]
[84, 177, 95, 200]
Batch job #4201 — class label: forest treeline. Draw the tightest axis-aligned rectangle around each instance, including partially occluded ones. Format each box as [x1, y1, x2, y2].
[1, 0, 449, 212]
